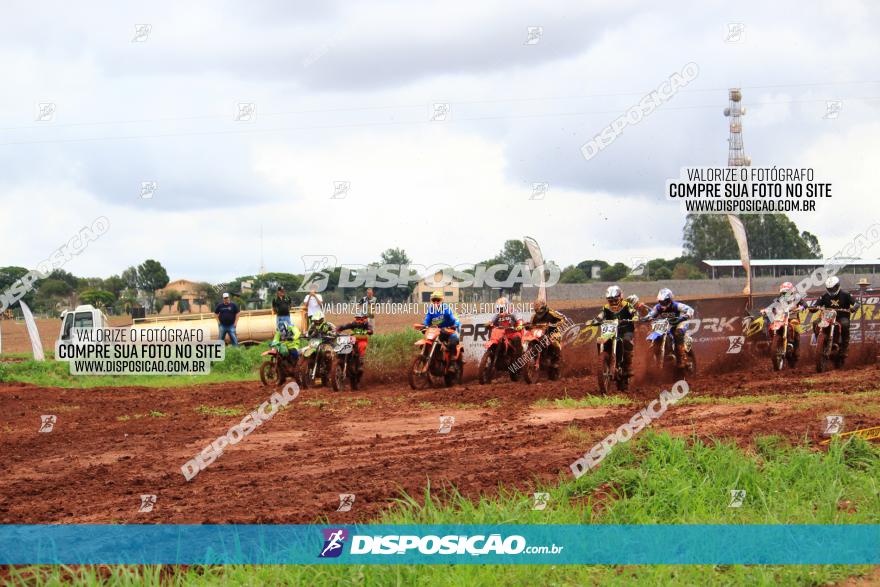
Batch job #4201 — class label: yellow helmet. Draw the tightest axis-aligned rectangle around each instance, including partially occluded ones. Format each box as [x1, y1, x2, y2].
[430, 290, 444, 302]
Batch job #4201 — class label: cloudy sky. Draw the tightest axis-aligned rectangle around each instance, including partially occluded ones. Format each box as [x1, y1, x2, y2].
[1, 0, 878, 283]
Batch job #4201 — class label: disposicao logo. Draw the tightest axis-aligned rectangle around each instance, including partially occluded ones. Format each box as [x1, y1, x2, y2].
[319, 528, 348, 558]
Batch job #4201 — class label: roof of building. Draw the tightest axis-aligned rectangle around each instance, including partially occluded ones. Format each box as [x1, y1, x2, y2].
[702, 258, 880, 268]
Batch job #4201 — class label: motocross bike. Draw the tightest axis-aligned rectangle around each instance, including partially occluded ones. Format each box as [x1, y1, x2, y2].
[478, 323, 524, 384]
[645, 316, 696, 379]
[298, 333, 339, 389]
[814, 308, 847, 372]
[767, 309, 800, 371]
[330, 334, 364, 391]
[594, 318, 637, 394]
[408, 324, 464, 389]
[521, 323, 561, 383]
[259, 346, 300, 387]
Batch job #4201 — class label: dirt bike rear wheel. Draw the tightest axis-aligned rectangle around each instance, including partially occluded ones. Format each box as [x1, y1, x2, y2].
[409, 355, 431, 390]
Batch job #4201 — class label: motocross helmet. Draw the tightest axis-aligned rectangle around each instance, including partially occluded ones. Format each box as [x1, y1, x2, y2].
[605, 285, 622, 307]
[657, 288, 674, 309]
[311, 311, 325, 325]
[430, 290, 443, 303]
[533, 299, 547, 314]
[354, 311, 367, 322]
[626, 294, 640, 306]
[279, 325, 293, 341]
[779, 282, 794, 294]
[825, 276, 840, 295]
[495, 296, 509, 314]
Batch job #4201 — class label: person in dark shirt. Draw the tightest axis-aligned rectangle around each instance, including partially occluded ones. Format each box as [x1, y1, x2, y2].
[595, 285, 639, 376]
[810, 276, 860, 360]
[271, 286, 292, 329]
[214, 293, 240, 346]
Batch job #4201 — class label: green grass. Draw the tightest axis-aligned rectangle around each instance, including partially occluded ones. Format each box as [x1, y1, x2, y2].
[194, 405, 245, 417]
[533, 394, 634, 409]
[4, 432, 878, 585]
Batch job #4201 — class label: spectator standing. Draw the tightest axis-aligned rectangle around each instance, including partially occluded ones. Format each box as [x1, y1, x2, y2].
[215, 293, 240, 346]
[303, 287, 324, 326]
[272, 286, 293, 329]
[359, 287, 378, 319]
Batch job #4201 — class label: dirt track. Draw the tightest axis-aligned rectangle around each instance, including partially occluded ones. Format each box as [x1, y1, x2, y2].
[1, 342, 879, 525]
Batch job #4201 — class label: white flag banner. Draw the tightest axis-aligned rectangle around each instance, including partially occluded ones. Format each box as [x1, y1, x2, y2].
[19, 301, 45, 361]
[524, 236, 546, 302]
[727, 214, 751, 296]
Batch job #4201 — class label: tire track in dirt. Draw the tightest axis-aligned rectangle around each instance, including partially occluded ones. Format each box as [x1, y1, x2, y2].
[0, 360, 877, 524]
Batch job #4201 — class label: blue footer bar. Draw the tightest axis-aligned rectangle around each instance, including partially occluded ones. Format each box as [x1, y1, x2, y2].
[0, 525, 877, 565]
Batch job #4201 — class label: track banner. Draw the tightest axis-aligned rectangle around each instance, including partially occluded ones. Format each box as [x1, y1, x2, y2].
[524, 236, 546, 301]
[19, 301, 45, 361]
[727, 214, 751, 296]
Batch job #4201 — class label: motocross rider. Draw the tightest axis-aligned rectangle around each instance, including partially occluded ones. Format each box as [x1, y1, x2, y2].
[527, 299, 566, 369]
[596, 286, 638, 376]
[809, 276, 860, 362]
[486, 296, 523, 351]
[642, 288, 695, 368]
[423, 290, 462, 370]
[306, 310, 336, 338]
[762, 281, 808, 356]
[336, 311, 374, 358]
[626, 294, 652, 319]
[270, 322, 302, 365]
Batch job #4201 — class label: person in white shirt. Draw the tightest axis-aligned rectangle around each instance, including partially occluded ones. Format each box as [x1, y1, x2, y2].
[303, 287, 324, 325]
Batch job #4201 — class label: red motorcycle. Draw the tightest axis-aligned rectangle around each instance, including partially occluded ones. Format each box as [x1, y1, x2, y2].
[812, 308, 849, 372]
[767, 310, 800, 371]
[478, 323, 524, 384]
[408, 324, 464, 389]
[520, 324, 561, 383]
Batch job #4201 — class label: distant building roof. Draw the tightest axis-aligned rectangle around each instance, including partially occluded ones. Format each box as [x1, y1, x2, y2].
[702, 258, 879, 268]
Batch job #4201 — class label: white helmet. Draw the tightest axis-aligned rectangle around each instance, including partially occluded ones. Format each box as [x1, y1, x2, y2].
[605, 285, 622, 303]
[626, 294, 640, 306]
[657, 288, 674, 305]
[825, 276, 840, 295]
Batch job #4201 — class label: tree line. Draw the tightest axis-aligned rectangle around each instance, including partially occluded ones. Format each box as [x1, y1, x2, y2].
[0, 214, 821, 316]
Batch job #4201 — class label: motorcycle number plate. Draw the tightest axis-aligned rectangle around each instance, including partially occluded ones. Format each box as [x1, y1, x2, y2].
[652, 321, 669, 334]
[336, 336, 352, 345]
[600, 322, 617, 336]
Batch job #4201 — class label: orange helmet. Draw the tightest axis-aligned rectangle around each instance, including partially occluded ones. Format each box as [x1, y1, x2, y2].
[779, 282, 794, 294]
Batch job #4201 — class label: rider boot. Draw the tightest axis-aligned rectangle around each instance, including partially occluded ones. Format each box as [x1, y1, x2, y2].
[675, 345, 687, 369]
[447, 340, 460, 373]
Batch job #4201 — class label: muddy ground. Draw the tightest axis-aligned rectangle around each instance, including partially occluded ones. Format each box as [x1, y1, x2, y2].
[1, 338, 878, 525]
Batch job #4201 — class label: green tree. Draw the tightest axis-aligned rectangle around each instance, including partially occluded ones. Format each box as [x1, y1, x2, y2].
[136, 260, 170, 313]
[600, 263, 630, 282]
[575, 259, 609, 279]
[34, 278, 74, 313]
[559, 265, 589, 283]
[80, 289, 116, 308]
[683, 214, 821, 260]
[121, 266, 139, 291]
[0, 266, 34, 310]
[374, 248, 413, 302]
[103, 275, 127, 299]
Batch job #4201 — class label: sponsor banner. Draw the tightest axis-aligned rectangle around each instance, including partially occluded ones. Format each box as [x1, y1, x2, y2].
[0, 524, 876, 565]
[511, 290, 880, 354]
